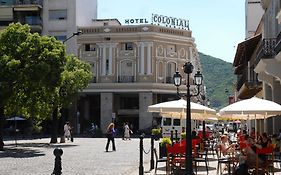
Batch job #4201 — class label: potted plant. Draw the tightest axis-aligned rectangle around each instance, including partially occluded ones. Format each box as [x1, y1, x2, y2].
[159, 137, 172, 158]
[151, 128, 161, 140]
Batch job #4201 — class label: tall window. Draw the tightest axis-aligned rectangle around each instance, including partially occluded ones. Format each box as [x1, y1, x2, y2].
[85, 44, 96, 51]
[121, 42, 134, 50]
[49, 10, 67, 20]
[105, 59, 109, 74]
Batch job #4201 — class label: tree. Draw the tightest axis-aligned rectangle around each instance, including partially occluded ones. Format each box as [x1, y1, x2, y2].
[0, 23, 66, 150]
[50, 55, 92, 143]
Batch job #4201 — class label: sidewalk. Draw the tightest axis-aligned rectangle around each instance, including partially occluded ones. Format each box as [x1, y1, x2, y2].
[1, 137, 281, 175]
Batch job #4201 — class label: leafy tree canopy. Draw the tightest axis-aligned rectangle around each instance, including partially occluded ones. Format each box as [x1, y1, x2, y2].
[0, 23, 92, 121]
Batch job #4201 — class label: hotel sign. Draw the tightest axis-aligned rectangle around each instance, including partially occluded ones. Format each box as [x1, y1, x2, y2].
[125, 14, 189, 30]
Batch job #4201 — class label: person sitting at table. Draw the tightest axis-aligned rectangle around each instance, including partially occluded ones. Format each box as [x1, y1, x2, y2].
[234, 135, 257, 175]
[253, 132, 271, 162]
[219, 135, 237, 156]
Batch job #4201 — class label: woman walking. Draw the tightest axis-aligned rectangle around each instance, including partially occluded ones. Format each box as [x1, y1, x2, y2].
[105, 123, 116, 152]
[124, 122, 132, 140]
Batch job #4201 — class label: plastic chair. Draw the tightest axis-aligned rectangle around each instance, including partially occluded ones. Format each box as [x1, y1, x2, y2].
[167, 144, 185, 174]
[153, 148, 167, 175]
[193, 148, 209, 174]
[255, 146, 274, 175]
[215, 145, 231, 175]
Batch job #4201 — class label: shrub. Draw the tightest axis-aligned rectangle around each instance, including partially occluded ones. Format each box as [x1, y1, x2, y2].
[160, 137, 172, 146]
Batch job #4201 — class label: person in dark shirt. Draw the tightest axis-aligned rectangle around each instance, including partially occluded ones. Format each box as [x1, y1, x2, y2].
[105, 122, 116, 152]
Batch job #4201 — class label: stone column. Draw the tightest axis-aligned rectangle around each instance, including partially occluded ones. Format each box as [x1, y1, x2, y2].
[263, 83, 272, 134]
[100, 93, 113, 133]
[139, 92, 153, 130]
[272, 80, 281, 134]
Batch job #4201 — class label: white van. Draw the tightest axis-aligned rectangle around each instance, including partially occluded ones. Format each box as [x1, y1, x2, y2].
[227, 121, 241, 132]
[161, 114, 196, 138]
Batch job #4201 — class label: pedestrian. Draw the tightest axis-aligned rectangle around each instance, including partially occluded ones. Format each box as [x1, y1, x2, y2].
[64, 122, 71, 140]
[124, 122, 132, 140]
[105, 122, 116, 152]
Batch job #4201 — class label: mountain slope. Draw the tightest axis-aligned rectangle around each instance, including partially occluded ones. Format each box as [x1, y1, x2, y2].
[199, 52, 235, 110]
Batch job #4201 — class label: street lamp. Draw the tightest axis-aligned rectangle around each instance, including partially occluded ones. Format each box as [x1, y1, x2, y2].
[173, 62, 203, 175]
[63, 31, 83, 44]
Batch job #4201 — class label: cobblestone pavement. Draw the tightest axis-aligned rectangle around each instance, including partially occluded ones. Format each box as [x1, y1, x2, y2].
[0, 137, 152, 175]
[1, 138, 281, 175]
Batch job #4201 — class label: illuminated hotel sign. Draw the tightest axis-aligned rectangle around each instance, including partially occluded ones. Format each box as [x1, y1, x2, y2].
[124, 14, 189, 30]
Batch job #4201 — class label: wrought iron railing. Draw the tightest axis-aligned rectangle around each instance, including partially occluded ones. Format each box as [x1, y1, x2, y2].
[14, 0, 43, 6]
[256, 38, 276, 64]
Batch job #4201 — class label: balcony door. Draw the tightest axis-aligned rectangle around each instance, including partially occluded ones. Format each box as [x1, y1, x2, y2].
[119, 60, 134, 83]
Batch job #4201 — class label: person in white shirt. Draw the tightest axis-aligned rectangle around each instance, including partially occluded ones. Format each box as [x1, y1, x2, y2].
[64, 122, 71, 140]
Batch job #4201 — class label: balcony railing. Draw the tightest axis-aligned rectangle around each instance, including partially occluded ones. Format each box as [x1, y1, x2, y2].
[256, 38, 276, 64]
[14, 0, 43, 6]
[275, 31, 281, 53]
[118, 76, 134, 83]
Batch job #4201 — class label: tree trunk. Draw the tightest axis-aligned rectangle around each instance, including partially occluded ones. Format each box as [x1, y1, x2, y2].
[0, 105, 4, 151]
[50, 107, 58, 143]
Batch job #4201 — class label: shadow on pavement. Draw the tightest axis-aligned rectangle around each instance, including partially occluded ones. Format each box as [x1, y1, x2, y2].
[0, 147, 45, 158]
[5, 142, 78, 148]
[0, 142, 78, 158]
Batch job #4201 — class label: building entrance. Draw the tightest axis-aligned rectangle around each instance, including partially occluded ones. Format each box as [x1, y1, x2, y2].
[115, 115, 139, 136]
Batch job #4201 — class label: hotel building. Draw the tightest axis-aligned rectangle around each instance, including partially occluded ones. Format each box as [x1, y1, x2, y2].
[76, 19, 203, 133]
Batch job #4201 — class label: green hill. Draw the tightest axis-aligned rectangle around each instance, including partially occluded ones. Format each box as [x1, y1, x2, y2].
[199, 52, 236, 110]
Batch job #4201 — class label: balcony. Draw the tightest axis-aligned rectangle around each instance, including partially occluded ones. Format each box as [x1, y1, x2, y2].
[275, 31, 281, 53]
[118, 76, 134, 83]
[255, 38, 276, 64]
[13, 0, 43, 11]
[14, 0, 43, 6]
[236, 73, 262, 99]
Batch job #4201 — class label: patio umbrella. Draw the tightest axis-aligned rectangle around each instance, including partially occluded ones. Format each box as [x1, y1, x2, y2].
[6, 116, 26, 121]
[148, 99, 216, 116]
[148, 99, 216, 139]
[6, 116, 26, 146]
[219, 96, 281, 133]
[219, 97, 281, 118]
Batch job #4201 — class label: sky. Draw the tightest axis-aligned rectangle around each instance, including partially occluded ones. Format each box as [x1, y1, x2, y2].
[98, 0, 246, 63]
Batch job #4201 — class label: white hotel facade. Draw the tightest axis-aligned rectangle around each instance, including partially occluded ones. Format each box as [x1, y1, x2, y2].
[76, 19, 203, 133]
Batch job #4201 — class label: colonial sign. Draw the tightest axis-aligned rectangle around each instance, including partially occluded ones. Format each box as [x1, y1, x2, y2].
[152, 14, 189, 30]
[124, 14, 189, 30]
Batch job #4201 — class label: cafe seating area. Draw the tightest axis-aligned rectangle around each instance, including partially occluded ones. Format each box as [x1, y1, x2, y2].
[154, 130, 281, 175]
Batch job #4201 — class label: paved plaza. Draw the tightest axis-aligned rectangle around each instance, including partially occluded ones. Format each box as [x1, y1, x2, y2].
[1, 137, 281, 175]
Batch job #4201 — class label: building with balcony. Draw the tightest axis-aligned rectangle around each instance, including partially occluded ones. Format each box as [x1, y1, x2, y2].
[233, 0, 281, 134]
[0, 0, 43, 32]
[76, 19, 203, 133]
[0, 0, 97, 55]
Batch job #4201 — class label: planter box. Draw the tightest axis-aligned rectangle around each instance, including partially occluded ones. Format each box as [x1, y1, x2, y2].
[159, 143, 167, 158]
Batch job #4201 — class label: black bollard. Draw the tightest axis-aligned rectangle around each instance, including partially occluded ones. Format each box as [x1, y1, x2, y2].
[170, 130, 174, 145]
[52, 148, 63, 175]
[150, 134, 154, 170]
[175, 130, 178, 142]
[139, 133, 144, 175]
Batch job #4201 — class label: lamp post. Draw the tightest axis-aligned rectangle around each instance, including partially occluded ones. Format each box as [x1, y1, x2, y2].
[173, 62, 203, 175]
[63, 31, 82, 44]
